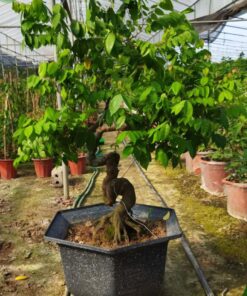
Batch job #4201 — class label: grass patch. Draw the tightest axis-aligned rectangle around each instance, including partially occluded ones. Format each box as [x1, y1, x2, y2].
[164, 166, 247, 264]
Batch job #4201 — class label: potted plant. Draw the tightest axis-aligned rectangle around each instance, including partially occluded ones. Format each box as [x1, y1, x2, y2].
[68, 153, 87, 175]
[184, 145, 214, 175]
[68, 146, 88, 176]
[46, 205, 181, 296]
[13, 114, 55, 178]
[13, 0, 244, 293]
[0, 78, 17, 179]
[222, 114, 247, 220]
[200, 103, 247, 195]
[223, 151, 247, 221]
[45, 152, 182, 296]
[200, 148, 231, 195]
[13, 105, 97, 179]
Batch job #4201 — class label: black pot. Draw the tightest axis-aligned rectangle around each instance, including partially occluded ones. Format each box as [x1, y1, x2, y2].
[45, 204, 182, 296]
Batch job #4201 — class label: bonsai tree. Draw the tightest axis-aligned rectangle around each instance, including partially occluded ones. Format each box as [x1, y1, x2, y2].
[13, 0, 243, 243]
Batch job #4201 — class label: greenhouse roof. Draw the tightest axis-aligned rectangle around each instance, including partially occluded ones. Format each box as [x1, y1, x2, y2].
[0, 0, 247, 64]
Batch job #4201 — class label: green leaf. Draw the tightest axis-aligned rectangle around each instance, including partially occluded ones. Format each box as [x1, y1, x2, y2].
[21, 21, 33, 32]
[43, 122, 50, 132]
[71, 20, 81, 37]
[12, 1, 20, 12]
[47, 62, 59, 76]
[140, 86, 153, 101]
[229, 80, 234, 91]
[204, 86, 210, 98]
[38, 62, 47, 78]
[156, 148, 169, 166]
[105, 32, 116, 54]
[109, 94, 123, 116]
[200, 77, 208, 86]
[116, 131, 128, 144]
[159, 0, 173, 11]
[22, 118, 32, 128]
[57, 33, 64, 49]
[122, 96, 132, 110]
[52, 13, 61, 29]
[224, 90, 233, 100]
[61, 87, 67, 99]
[212, 134, 226, 148]
[184, 101, 193, 122]
[27, 75, 40, 89]
[202, 68, 209, 76]
[218, 90, 233, 102]
[34, 123, 42, 135]
[116, 115, 126, 129]
[45, 107, 56, 121]
[39, 151, 46, 158]
[171, 81, 182, 95]
[32, 0, 42, 11]
[24, 126, 33, 138]
[181, 7, 193, 14]
[149, 123, 170, 143]
[172, 100, 185, 115]
[218, 91, 225, 103]
[155, 8, 164, 15]
[122, 145, 133, 157]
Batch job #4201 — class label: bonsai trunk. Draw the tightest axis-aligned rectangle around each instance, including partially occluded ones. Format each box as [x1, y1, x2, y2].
[93, 152, 141, 244]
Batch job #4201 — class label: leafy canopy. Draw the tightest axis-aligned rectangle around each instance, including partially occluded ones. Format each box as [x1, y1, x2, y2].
[12, 0, 242, 168]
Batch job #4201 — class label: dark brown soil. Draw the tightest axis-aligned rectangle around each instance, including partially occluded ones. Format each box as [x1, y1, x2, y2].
[67, 219, 166, 249]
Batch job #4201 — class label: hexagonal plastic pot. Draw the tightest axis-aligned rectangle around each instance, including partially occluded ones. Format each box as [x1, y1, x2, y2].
[45, 204, 182, 296]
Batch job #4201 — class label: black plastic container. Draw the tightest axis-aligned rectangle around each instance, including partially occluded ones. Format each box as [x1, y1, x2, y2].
[45, 204, 182, 296]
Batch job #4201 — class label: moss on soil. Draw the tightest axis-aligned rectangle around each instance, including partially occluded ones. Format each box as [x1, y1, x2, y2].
[163, 167, 247, 264]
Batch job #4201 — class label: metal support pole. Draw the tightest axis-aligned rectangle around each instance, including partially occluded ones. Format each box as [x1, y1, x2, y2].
[51, 0, 69, 199]
[207, 30, 210, 51]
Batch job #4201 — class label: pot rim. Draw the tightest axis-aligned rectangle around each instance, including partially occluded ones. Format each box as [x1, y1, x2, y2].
[223, 178, 247, 188]
[200, 158, 228, 165]
[32, 157, 53, 161]
[196, 150, 214, 156]
[45, 203, 182, 255]
[77, 153, 87, 158]
[0, 158, 14, 162]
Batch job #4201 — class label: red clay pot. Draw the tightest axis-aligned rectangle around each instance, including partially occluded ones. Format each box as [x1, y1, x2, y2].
[0, 159, 17, 180]
[200, 159, 228, 195]
[68, 155, 86, 176]
[185, 151, 211, 175]
[223, 178, 247, 221]
[33, 158, 53, 178]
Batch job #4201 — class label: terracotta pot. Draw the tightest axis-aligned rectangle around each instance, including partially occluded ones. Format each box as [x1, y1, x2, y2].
[200, 159, 228, 195]
[33, 158, 53, 178]
[223, 178, 247, 221]
[68, 154, 86, 176]
[185, 151, 211, 175]
[0, 159, 17, 180]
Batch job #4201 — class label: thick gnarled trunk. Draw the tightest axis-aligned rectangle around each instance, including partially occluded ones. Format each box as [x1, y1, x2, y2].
[93, 152, 141, 244]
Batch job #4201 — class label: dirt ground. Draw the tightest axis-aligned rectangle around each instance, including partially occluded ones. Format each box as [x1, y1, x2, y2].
[0, 131, 246, 296]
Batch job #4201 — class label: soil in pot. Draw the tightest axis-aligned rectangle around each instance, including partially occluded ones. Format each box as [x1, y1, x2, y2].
[0, 159, 17, 179]
[68, 154, 86, 176]
[67, 219, 166, 249]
